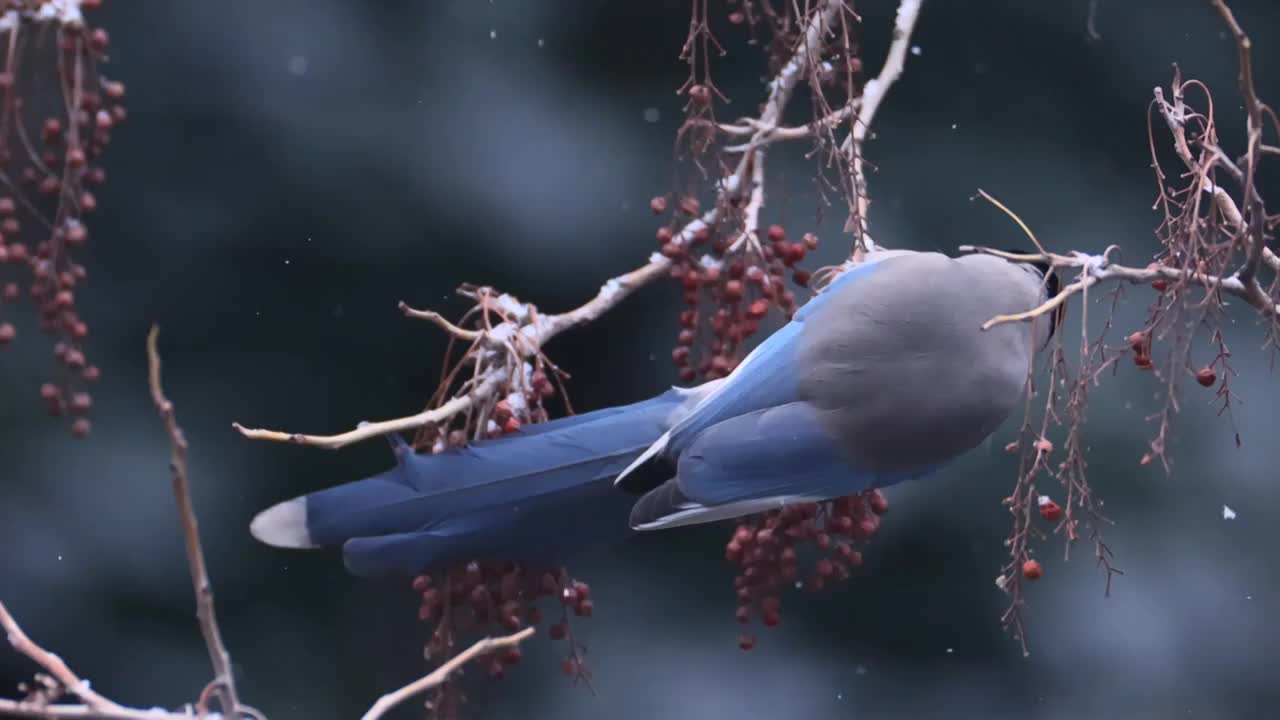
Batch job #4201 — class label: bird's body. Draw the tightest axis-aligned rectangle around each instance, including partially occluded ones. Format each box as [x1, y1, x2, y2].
[251, 250, 1052, 576]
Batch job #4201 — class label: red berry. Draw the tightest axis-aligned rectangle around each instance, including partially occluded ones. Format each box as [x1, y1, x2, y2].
[1038, 497, 1062, 522]
[1151, 278, 1169, 291]
[1022, 559, 1043, 580]
[561, 658, 578, 675]
[1195, 367, 1216, 387]
[767, 225, 785, 243]
[708, 355, 732, 377]
[0, 323, 13, 344]
[71, 418, 91, 438]
[688, 84, 711, 105]
[493, 399, 512, 421]
[656, 226, 673, 245]
[728, 11, 745, 24]
[549, 622, 567, 640]
[680, 196, 700, 216]
[868, 489, 889, 514]
[723, 279, 743, 301]
[649, 195, 668, 214]
[802, 233, 819, 250]
[42, 118, 62, 143]
[501, 416, 521, 433]
[69, 392, 92, 414]
[792, 270, 811, 287]
[738, 633, 755, 651]
[1134, 355, 1153, 370]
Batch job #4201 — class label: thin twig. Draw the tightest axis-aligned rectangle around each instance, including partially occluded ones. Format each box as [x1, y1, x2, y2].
[959, 246, 1280, 328]
[840, 0, 923, 248]
[398, 302, 482, 342]
[719, 99, 860, 150]
[1210, 0, 1269, 288]
[0, 603, 129, 716]
[360, 627, 534, 720]
[0, 698, 201, 719]
[147, 326, 254, 720]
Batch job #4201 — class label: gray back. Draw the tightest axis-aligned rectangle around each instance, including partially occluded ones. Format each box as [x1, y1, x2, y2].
[796, 252, 1048, 472]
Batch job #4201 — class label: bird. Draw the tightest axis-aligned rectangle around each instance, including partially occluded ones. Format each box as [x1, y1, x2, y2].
[250, 249, 1059, 577]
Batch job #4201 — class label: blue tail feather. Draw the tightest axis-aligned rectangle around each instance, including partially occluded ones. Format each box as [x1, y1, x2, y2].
[297, 389, 684, 576]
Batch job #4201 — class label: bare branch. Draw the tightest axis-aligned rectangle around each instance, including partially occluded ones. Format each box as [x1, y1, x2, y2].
[232, 1, 847, 451]
[398, 303, 483, 342]
[146, 326, 257, 720]
[360, 627, 534, 720]
[841, 0, 923, 247]
[1210, 0, 1270, 288]
[719, 99, 860, 151]
[0, 698, 200, 720]
[0, 602, 130, 716]
[959, 246, 1280, 328]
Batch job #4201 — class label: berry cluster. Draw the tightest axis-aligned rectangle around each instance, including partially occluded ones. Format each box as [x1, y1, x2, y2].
[413, 368, 557, 452]
[411, 564, 593, 717]
[652, 203, 818, 383]
[1126, 328, 1218, 387]
[0, 3, 118, 437]
[725, 489, 888, 650]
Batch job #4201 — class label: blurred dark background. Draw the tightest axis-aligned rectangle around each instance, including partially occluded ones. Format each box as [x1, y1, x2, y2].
[3, 1, 1280, 718]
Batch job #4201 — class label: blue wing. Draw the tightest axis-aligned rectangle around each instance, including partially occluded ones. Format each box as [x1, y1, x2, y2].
[629, 401, 939, 530]
[659, 259, 887, 454]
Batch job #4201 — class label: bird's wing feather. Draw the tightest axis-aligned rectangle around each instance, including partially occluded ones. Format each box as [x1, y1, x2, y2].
[614, 257, 894, 489]
[629, 400, 937, 530]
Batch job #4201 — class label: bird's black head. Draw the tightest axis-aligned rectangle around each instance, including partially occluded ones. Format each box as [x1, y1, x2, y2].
[1005, 249, 1062, 342]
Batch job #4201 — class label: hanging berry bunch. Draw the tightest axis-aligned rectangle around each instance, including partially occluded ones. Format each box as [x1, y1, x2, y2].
[410, 565, 594, 718]
[725, 489, 888, 650]
[0, 0, 119, 438]
[652, 198, 818, 384]
[396, 288, 597, 718]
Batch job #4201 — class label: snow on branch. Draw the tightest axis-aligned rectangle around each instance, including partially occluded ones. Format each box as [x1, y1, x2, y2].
[231, 0, 863, 452]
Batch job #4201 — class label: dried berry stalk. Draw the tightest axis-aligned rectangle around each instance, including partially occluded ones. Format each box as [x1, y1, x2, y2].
[0, 0, 121, 437]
